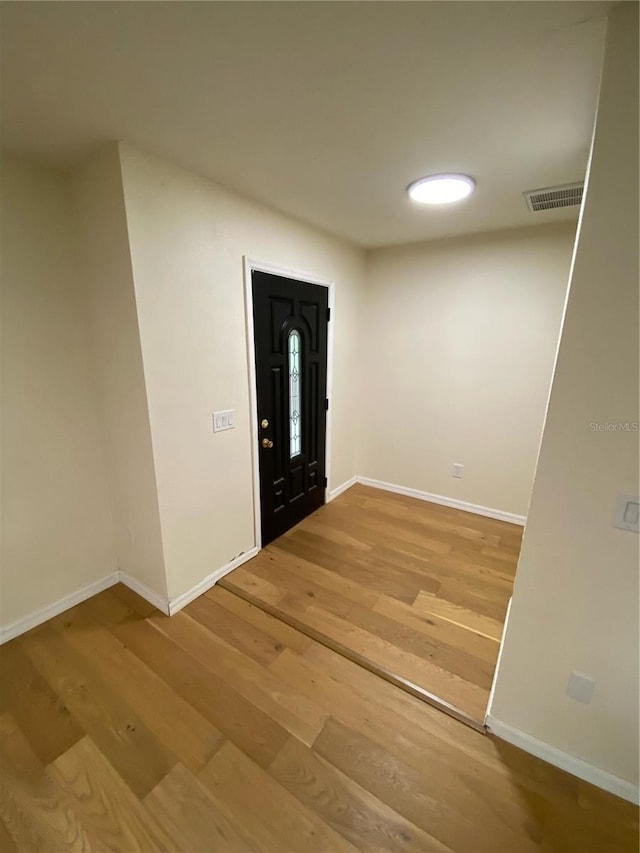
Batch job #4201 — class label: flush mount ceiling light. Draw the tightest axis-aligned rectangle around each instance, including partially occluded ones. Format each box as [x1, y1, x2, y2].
[408, 174, 476, 205]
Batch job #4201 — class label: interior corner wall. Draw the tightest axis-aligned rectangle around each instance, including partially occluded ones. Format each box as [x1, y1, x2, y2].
[490, 1, 639, 793]
[360, 222, 577, 517]
[118, 142, 366, 603]
[70, 144, 168, 602]
[0, 155, 116, 629]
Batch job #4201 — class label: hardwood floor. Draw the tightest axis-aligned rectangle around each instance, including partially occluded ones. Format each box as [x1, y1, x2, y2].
[221, 484, 520, 724]
[1, 583, 637, 852]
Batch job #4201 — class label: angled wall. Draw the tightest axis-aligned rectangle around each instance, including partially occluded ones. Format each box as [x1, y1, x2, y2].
[70, 145, 168, 603]
[489, 1, 639, 799]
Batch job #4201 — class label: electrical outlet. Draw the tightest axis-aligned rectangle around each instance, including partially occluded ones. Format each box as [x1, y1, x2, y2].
[453, 463, 463, 479]
[614, 493, 640, 533]
[566, 671, 595, 704]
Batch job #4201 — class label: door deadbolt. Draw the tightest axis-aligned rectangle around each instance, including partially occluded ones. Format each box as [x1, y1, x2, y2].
[261, 438, 274, 449]
[261, 419, 269, 429]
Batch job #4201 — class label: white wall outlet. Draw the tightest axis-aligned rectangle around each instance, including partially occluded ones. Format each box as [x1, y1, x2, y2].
[566, 671, 595, 704]
[213, 409, 236, 433]
[613, 493, 639, 533]
[452, 463, 464, 479]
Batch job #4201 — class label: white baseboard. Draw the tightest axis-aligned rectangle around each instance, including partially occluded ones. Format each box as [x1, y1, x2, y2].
[168, 547, 259, 615]
[0, 476, 521, 644]
[357, 476, 526, 526]
[485, 716, 639, 805]
[0, 547, 261, 642]
[118, 571, 170, 615]
[328, 475, 358, 501]
[0, 572, 119, 645]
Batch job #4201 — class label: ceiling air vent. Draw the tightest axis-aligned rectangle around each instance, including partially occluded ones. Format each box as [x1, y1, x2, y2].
[523, 182, 584, 213]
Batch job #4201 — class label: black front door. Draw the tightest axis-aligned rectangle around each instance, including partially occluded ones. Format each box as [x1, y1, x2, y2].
[252, 271, 329, 546]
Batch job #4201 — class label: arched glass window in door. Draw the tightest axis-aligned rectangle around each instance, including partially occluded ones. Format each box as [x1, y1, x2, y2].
[288, 329, 302, 457]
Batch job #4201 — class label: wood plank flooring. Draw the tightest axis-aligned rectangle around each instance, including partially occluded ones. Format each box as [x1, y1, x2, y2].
[221, 484, 520, 723]
[1, 583, 637, 852]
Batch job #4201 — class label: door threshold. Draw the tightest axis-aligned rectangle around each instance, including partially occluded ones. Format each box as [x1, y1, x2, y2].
[217, 577, 487, 734]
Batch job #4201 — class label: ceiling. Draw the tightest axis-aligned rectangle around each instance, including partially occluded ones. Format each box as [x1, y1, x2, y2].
[0, 1, 611, 247]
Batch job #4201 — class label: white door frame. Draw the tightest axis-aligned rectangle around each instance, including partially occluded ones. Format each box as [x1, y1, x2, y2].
[243, 256, 335, 550]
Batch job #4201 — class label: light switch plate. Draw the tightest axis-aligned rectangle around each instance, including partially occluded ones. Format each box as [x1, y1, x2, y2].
[213, 409, 235, 433]
[613, 493, 640, 533]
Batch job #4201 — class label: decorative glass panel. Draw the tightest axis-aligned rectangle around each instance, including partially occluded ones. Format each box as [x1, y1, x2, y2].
[288, 329, 302, 458]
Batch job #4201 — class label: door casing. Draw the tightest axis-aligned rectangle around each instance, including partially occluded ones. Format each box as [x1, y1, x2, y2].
[243, 256, 335, 549]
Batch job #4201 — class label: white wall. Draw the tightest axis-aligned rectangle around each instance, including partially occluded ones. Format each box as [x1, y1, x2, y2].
[118, 143, 366, 602]
[0, 156, 116, 629]
[490, 1, 639, 795]
[361, 223, 576, 517]
[71, 146, 167, 601]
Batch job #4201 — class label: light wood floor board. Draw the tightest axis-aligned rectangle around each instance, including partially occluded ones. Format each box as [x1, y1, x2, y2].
[22, 625, 177, 799]
[0, 587, 638, 853]
[48, 599, 225, 773]
[0, 585, 636, 852]
[145, 761, 258, 852]
[268, 735, 451, 853]
[199, 741, 359, 853]
[221, 484, 519, 723]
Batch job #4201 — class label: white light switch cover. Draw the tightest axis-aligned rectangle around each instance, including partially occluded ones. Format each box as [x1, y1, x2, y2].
[213, 410, 235, 432]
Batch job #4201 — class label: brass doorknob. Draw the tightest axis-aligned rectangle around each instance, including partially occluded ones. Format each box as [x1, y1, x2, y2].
[261, 419, 269, 429]
[261, 438, 274, 449]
